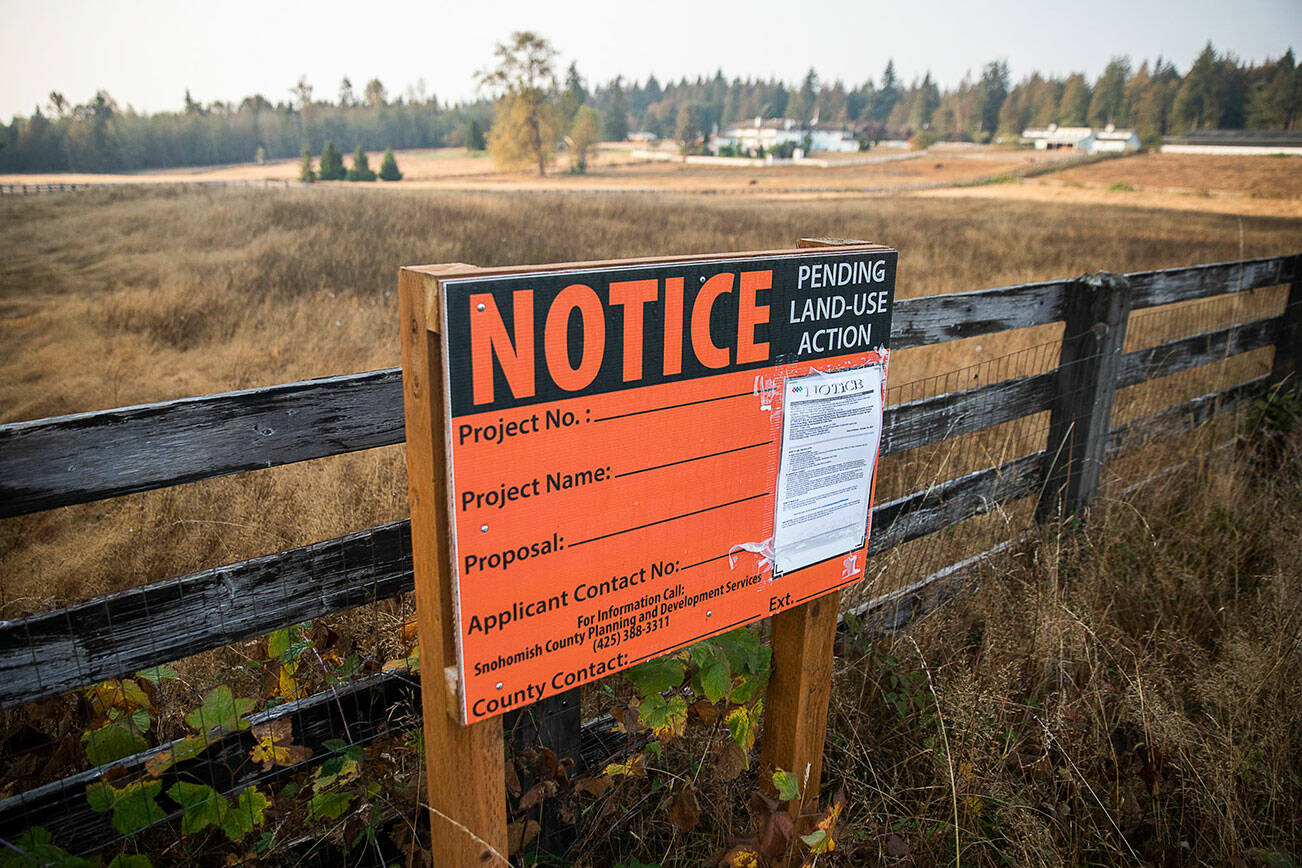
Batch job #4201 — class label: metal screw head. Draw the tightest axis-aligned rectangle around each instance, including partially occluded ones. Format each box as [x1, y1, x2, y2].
[480, 524, 489, 533]
[476, 302, 486, 312]
[495, 682, 503, 690]
[699, 275, 706, 283]
[706, 610, 713, 617]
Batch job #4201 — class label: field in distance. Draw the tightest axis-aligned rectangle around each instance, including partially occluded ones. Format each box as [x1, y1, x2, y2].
[919, 150, 1302, 218]
[0, 142, 1075, 194]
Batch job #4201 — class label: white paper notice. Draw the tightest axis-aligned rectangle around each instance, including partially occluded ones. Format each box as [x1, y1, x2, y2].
[773, 364, 885, 576]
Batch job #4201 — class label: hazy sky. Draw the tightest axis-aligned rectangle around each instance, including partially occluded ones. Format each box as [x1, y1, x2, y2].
[3, 0, 1299, 119]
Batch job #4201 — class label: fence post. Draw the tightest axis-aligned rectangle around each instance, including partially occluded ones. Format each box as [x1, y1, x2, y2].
[1037, 271, 1132, 523]
[399, 267, 508, 866]
[1271, 264, 1302, 386]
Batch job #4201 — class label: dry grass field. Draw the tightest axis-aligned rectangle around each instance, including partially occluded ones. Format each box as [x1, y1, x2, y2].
[2, 183, 1298, 612]
[1029, 151, 1302, 198]
[1, 165, 1300, 864]
[0, 142, 1072, 194]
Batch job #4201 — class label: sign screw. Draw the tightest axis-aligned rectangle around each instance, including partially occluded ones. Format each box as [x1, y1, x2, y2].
[480, 524, 489, 533]
[495, 682, 503, 690]
[706, 610, 712, 617]
[476, 302, 486, 311]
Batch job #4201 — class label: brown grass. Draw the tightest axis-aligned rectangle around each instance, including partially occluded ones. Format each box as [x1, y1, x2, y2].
[1029, 151, 1302, 198]
[0, 183, 1299, 864]
[0, 143, 1072, 194]
[2, 185, 1299, 618]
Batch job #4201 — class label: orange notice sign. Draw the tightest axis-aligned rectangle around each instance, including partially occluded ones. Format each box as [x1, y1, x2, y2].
[434, 246, 896, 722]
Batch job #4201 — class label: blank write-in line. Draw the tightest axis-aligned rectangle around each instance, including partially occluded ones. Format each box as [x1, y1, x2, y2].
[614, 440, 772, 479]
[681, 551, 733, 571]
[567, 492, 769, 548]
[593, 390, 753, 423]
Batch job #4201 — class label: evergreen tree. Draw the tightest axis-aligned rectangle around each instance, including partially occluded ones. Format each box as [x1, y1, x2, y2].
[1088, 57, 1131, 127]
[975, 60, 1009, 135]
[297, 145, 315, 182]
[1058, 74, 1091, 125]
[871, 60, 901, 122]
[378, 147, 402, 180]
[913, 72, 941, 130]
[792, 68, 818, 123]
[604, 77, 630, 140]
[346, 144, 376, 181]
[318, 140, 345, 180]
[1173, 43, 1225, 130]
[466, 119, 487, 151]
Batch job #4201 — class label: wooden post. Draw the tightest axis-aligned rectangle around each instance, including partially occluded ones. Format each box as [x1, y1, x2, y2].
[1270, 268, 1302, 386]
[760, 589, 841, 818]
[400, 267, 509, 866]
[1037, 271, 1132, 523]
[757, 235, 876, 822]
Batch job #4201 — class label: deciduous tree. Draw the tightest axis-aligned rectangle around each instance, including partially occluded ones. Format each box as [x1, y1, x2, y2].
[567, 105, 601, 173]
[478, 31, 560, 176]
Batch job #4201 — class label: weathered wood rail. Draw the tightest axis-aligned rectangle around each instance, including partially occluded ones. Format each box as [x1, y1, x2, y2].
[0, 253, 1297, 855]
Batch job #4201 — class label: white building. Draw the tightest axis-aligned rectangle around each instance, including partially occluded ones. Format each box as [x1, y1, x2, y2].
[1092, 125, 1142, 153]
[714, 118, 862, 155]
[1161, 130, 1302, 155]
[1021, 124, 1139, 154]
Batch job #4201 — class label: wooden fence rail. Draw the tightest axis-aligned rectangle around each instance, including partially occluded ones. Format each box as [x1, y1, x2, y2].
[0, 253, 1298, 854]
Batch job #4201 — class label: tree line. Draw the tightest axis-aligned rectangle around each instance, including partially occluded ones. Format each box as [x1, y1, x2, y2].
[2, 41, 1297, 174]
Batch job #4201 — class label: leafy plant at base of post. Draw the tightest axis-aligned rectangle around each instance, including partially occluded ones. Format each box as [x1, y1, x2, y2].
[305, 738, 365, 822]
[84, 683, 259, 839]
[165, 781, 269, 842]
[80, 665, 179, 768]
[80, 677, 154, 768]
[0, 827, 157, 867]
[719, 777, 846, 868]
[623, 627, 770, 754]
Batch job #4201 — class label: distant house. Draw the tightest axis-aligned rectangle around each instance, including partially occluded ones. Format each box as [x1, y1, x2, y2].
[807, 122, 862, 153]
[714, 118, 862, 156]
[1092, 125, 1142, 153]
[1161, 129, 1302, 155]
[1021, 124, 1139, 154]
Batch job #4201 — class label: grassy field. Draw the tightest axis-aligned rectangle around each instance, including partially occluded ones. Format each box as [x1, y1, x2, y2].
[3, 185, 1298, 614]
[1029, 151, 1302, 198]
[0, 142, 1074, 194]
[1, 168, 1300, 864]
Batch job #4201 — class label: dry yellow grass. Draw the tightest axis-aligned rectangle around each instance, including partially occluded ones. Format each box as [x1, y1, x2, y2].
[2, 185, 1299, 619]
[1, 165, 1299, 866]
[1030, 151, 1302, 198]
[0, 143, 1071, 194]
[915, 180, 1302, 219]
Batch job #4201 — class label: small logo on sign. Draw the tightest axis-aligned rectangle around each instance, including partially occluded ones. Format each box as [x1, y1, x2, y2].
[841, 553, 860, 579]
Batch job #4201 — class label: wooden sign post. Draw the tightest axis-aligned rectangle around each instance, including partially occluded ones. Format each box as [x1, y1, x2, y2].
[401, 240, 895, 863]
